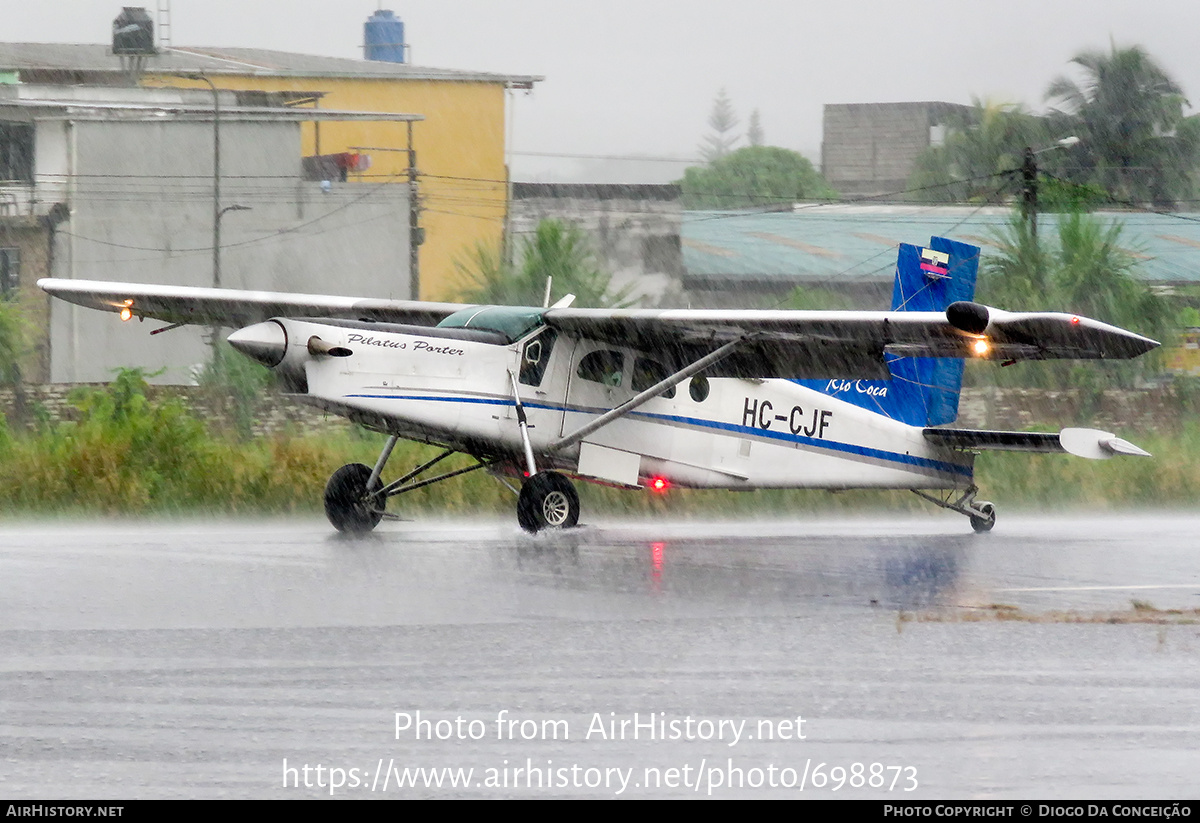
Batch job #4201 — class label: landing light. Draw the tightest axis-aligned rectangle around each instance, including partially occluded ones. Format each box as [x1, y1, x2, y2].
[972, 338, 989, 357]
[120, 307, 133, 322]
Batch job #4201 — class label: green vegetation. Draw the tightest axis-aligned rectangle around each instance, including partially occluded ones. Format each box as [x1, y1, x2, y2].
[909, 99, 1047, 203]
[0, 369, 1196, 517]
[678, 145, 835, 209]
[1045, 43, 1200, 206]
[0, 369, 514, 516]
[0, 298, 28, 387]
[454, 219, 631, 308]
[970, 212, 1173, 389]
[698, 88, 741, 162]
[195, 344, 275, 438]
[910, 43, 1200, 206]
[775, 284, 859, 311]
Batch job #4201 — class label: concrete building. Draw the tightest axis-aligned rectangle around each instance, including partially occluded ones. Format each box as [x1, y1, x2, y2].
[0, 37, 540, 302]
[822, 102, 972, 199]
[0, 84, 418, 383]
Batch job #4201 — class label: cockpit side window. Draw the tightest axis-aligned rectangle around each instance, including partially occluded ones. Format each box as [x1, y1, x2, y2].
[519, 328, 557, 387]
[577, 350, 625, 388]
[631, 357, 676, 399]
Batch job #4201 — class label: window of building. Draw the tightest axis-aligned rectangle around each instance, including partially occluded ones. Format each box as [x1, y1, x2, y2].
[577, 350, 625, 388]
[929, 123, 947, 148]
[631, 357, 675, 399]
[0, 123, 34, 184]
[0, 247, 18, 297]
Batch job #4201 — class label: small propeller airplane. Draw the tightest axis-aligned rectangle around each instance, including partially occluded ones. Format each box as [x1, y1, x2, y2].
[39, 235, 1158, 534]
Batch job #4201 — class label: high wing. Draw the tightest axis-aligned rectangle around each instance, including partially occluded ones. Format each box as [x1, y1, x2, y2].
[542, 303, 1160, 380]
[38, 278, 1159, 381]
[37, 278, 465, 328]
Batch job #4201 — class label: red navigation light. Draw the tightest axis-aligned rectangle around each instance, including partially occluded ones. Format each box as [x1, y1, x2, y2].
[1071, 316, 1081, 325]
[650, 476, 670, 493]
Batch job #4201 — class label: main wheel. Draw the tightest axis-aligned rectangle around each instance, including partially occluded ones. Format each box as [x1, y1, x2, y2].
[324, 463, 384, 534]
[970, 501, 996, 533]
[517, 471, 580, 533]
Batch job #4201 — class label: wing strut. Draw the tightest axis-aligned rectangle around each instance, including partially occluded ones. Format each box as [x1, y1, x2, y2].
[548, 335, 749, 453]
[509, 370, 540, 476]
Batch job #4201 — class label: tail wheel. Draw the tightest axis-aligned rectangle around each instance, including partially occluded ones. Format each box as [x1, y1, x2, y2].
[517, 471, 580, 533]
[324, 463, 385, 534]
[970, 502, 996, 534]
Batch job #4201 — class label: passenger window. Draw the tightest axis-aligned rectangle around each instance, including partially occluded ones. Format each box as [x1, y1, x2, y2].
[577, 350, 625, 388]
[689, 375, 710, 402]
[631, 357, 676, 399]
[519, 328, 557, 387]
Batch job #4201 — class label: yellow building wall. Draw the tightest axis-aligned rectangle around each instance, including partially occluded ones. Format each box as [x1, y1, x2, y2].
[148, 73, 509, 301]
[1165, 328, 1200, 375]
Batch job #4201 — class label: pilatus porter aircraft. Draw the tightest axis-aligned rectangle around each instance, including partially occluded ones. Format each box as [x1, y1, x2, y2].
[40, 236, 1158, 534]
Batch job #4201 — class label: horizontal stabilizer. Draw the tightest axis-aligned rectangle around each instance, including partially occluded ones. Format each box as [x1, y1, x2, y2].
[924, 426, 1151, 460]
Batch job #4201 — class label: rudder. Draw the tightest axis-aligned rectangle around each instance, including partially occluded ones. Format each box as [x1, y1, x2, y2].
[797, 236, 980, 426]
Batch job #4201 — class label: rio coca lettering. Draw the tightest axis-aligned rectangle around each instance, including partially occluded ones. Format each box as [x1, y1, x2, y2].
[824, 379, 888, 398]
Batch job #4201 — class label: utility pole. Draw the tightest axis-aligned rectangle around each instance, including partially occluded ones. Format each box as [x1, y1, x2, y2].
[1021, 145, 1038, 242]
[1018, 137, 1080, 294]
[184, 73, 250, 368]
[184, 74, 223, 289]
[406, 120, 422, 300]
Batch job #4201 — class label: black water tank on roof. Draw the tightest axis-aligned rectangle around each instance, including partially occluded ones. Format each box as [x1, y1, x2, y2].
[112, 7, 155, 55]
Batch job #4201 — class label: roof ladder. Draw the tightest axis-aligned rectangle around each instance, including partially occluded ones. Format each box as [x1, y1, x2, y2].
[156, 1, 172, 49]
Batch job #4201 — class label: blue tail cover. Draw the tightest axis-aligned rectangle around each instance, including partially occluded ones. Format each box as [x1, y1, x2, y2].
[797, 236, 980, 426]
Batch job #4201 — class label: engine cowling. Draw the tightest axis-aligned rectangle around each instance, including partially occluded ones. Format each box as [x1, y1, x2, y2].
[226, 319, 351, 392]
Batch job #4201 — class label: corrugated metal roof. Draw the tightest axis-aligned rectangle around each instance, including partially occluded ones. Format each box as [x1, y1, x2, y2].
[0, 43, 542, 86]
[0, 98, 422, 123]
[682, 205, 1200, 285]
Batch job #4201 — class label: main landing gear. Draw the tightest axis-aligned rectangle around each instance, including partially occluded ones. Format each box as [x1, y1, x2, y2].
[322, 435, 582, 535]
[517, 471, 580, 533]
[324, 463, 384, 534]
[911, 485, 997, 533]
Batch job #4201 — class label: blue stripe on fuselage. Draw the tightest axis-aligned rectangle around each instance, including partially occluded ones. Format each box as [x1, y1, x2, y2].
[342, 392, 972, 478]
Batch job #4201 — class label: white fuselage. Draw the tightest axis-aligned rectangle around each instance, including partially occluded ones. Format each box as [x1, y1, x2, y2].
[284, 319, 973, 492]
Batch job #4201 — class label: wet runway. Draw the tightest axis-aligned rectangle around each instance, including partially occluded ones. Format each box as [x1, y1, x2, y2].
[2, 512, 1198, 798]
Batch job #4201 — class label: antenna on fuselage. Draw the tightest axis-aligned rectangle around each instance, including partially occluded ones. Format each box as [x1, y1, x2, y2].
[542, 276, 553, 309]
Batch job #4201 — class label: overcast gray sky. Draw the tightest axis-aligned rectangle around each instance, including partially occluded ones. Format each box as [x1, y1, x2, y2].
[5, 1, 1200, 181]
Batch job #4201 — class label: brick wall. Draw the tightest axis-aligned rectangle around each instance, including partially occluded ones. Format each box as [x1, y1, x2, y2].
[0, 384, 352, 437]
[0, 383, 1191, 437]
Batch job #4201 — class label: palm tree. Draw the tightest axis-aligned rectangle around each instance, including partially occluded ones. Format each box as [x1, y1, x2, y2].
[455, 219, 632, 308]
[1045, 43, 1199, 205]
[908, 99, 1049, 202]
[977, 212, 1170, 388]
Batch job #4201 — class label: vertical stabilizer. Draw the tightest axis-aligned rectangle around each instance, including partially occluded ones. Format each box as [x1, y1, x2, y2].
[797, 236, 980, 426]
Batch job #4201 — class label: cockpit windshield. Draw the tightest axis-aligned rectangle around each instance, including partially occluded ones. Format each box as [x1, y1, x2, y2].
[436, 306, 545, 343]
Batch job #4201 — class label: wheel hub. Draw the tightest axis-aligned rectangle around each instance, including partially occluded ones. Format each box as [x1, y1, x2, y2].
[542, 491, 570, 526]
